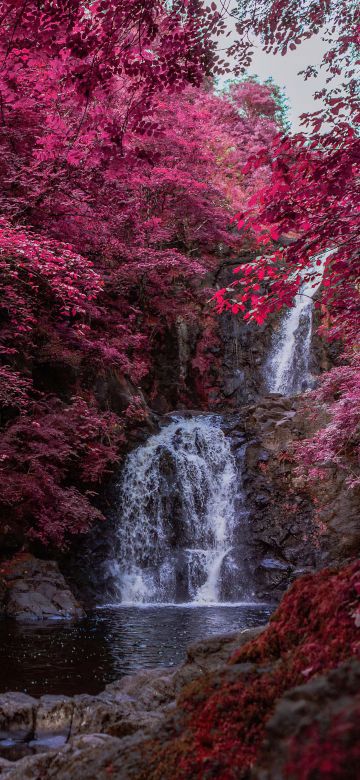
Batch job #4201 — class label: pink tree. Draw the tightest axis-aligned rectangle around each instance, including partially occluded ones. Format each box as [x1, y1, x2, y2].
[0, 0, 281, 546]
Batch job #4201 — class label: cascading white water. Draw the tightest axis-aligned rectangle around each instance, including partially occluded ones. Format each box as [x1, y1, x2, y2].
[112, 415, 247, 605]
[265, 260, 326, 395]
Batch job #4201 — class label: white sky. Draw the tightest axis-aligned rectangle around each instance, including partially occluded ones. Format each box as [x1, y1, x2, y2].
[215, 8, 331, 132]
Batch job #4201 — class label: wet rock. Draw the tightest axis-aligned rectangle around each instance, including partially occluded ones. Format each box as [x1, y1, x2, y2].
[2, 556, 84, 621]
[67, 668, 177, 741]
[35, 696, 73, 743]
[69, 691, 160, 741]
[0, 733, 140, 780]
[70, 693, 132, 737]
[0, 693, 37, 741]
[254, 493, 271, 507]
[253, 555, 293, 597]
[174, 626, 264, 692]
[259, 557, 289, 571]
[105, 667, 176, 711]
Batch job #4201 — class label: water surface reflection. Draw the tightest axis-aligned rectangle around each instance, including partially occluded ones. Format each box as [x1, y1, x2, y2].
[0, 603, 273, 696]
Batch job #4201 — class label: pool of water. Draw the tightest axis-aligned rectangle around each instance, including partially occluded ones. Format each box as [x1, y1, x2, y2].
[0, 603, 273, 697]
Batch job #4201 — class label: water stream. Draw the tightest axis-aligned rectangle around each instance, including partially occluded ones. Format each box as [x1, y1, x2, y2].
[265, 261, 325, 395]
[110, 415, 249, 605]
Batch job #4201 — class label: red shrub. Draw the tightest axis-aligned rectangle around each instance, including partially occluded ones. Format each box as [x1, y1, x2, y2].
[143, 562, 360, 779]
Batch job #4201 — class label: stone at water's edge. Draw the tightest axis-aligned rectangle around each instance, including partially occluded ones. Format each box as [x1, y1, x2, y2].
[0, 692, 37, 740]
[0, 555, 84, 621]
[173, 626, 263, 693]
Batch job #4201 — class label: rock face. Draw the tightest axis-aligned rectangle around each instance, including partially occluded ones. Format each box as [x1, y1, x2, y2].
[244, 396, 321, 599]
[221, 392, 360, 603]
[309, 464, 360, 560]
[0, 555, 84, 621]
[220, 399, 321, 602]
[234, 394, 360, 600]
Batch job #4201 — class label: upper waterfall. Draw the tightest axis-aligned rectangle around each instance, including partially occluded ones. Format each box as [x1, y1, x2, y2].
[265, 260, 326, 395]
[111, 415, 249, 605]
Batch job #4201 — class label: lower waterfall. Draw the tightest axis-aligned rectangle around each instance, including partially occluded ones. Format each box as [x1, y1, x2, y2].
[111, 415, 249, 605]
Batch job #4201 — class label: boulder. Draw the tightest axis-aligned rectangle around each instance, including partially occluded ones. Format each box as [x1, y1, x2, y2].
[69, 668, 177, 740]
[2, 555, 84, 621]
[174, 626, 264, 692]
[69, 692, 137, 739]
[105, 667, 176, 711]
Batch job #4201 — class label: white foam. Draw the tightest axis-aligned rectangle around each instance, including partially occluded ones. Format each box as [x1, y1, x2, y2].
[97, 601, 272, 610]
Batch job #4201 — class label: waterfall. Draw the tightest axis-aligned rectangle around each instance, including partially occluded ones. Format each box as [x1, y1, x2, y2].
[111, 415, 248, 605]
[265, 259, 326, 395]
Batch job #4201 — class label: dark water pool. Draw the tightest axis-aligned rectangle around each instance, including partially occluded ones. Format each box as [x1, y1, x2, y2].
[0, 603, 273, 697]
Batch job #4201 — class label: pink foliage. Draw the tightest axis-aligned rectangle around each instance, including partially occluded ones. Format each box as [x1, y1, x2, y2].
[296, 356, 360, 490]
[215, 0, 359, 496]
[0, 366, 32, 411]
[0, 397, 125, 547]
[215, 1, 359, 341]
[0, 0, 281, 545]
